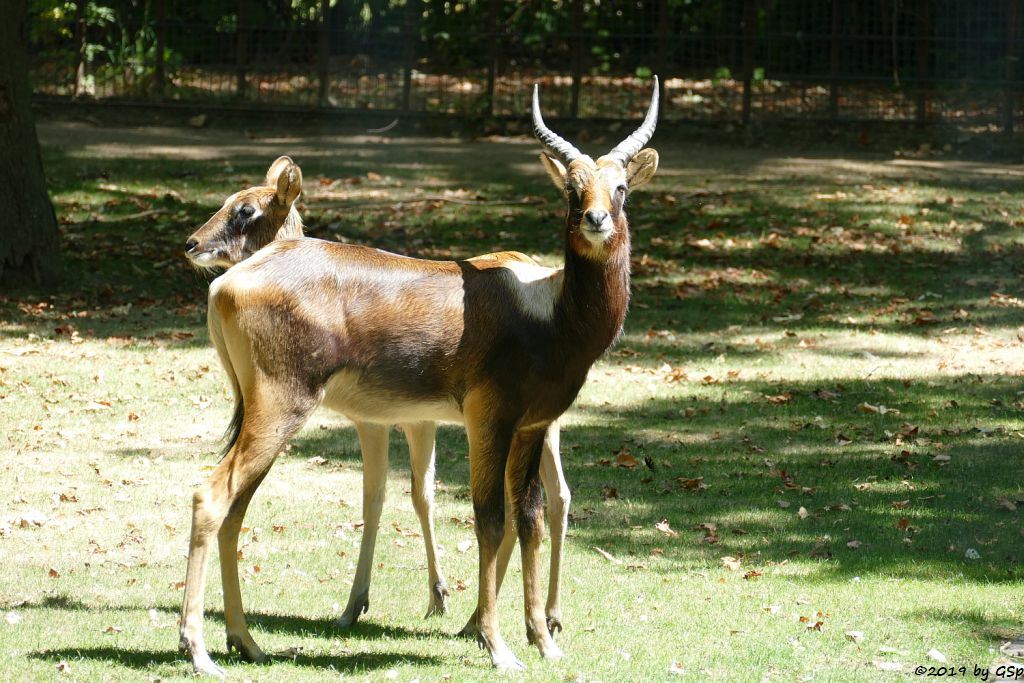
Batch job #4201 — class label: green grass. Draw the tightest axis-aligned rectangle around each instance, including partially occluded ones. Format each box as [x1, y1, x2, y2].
[1, 116, 1023, 681]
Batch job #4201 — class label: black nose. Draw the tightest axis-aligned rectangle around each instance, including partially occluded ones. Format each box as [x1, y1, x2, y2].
[185, 238, 199, 253]
[585, 210, 609, 228]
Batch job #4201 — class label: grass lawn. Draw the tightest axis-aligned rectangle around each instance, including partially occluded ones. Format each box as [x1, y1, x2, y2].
[2, 114, 1023, 681]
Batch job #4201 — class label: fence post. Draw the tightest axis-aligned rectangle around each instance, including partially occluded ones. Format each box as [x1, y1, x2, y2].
[154, 0, 166, 101]
[73, 0, 87, 97]
[235, 0, 249, 99]
[1004, 0, 1021, 133]
[740, 0, 756, 126]
[484, 0, 499, 117]
[914, 0, 930, 124]
[570, 0, 583, 119]
[656, 0, 669, 111]
[828, 0, 844, 121]
[318, 0, 330, 107]
[401, 0, 416, 111]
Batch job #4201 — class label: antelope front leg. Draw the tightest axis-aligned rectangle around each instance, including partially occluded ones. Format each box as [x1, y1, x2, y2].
[539, 422, 569, 636]
[461, 422, 567, 640]
[458, 499, 515, 639]
[337, 422, 390, 627]
[465, 399, 523, 670]
[402, 421, 450, 617]
[509, 429, 563, 662]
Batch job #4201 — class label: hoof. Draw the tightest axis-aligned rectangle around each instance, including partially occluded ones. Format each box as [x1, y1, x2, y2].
[424, 580, 450, 618]
[458, 613, 480, 640]
[190, 650, 226, 678]
[539, 641, 564, 661]
[492, 649, 526, 672]
[546, 614, 563, 637]
[226, 633, 266, 663]
[181, 633, 226, 678]
[337, 592, 369, 628]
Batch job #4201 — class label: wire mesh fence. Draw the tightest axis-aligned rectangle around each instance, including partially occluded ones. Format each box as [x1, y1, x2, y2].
[29, 0, 1024, 128]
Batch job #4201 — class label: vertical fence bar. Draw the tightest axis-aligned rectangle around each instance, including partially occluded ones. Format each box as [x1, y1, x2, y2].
[740, 0, 756, 125]
[236, 0, 249, 99]
[73, 0, 87, 97]
[1004, 0, 1021, 133]
[154, 0, 166, 101]
[401, 0, 416, 111]
[484, 0, 498, 117]
[914, 0, 930, 124]
[570, 0, 583, 119]
[318, 0, 330, 107]
[656, 0, 669, 111]
[829, 0, 844, 121]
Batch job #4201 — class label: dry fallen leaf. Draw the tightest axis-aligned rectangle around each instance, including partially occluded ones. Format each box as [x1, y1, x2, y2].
[797, 506, 809, 519]
[996, 497, 1017, 512]
[457, 539, 474, 553]
[655, 519, 679, 538]
[845, 630, 865, 644]
[592, 546, 622, 564]
[14, 510, 47, 527]
[847, 540, 862, 549]
[677, 476, 706, 491]
[615, 449, 639, 469]
[721, 556, 741, 571]
[926, 648, 946, 663]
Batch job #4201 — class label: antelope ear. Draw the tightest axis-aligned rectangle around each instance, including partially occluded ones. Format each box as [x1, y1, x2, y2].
[273, 160, 303, 206]
[540, 153, 568, 193]
[265, 156, 295, 187]
[625, 148, 659, 189]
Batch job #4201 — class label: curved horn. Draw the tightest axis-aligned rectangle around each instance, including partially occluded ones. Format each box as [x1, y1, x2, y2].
[532, 84, 583, 164]
[606, 76, 660, 166]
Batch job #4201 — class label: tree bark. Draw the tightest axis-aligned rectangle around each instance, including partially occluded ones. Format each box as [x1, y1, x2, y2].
[0, 0, 62, 286]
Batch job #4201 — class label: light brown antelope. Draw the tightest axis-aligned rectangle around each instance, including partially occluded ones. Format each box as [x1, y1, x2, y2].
[178, 78, 659, 675]
[183, 156, 571, 640]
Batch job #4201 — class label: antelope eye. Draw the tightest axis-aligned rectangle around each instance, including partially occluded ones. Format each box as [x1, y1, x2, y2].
[238, 205, 255, 219]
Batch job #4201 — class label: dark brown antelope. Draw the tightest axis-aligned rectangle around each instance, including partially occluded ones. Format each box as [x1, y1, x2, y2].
[184, 156, 571, 639]
[179, 77, 659, 675]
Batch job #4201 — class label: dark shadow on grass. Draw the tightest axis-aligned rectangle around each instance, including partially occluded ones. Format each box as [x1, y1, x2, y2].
[11, 595, 452, 642]
[907, 607, 1023, 645]
[27, 646, 443, 673]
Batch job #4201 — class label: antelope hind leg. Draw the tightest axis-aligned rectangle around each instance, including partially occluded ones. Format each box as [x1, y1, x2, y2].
[180, 389, 313, 676]
[403, 421, 450, 617]
[539, 422, 569, 637]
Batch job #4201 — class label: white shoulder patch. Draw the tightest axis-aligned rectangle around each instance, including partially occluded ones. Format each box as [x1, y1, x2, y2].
[502, 261, 563, 321]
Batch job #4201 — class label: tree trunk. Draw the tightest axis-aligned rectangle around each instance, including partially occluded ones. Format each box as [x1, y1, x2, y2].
[0, 0, 62, 286]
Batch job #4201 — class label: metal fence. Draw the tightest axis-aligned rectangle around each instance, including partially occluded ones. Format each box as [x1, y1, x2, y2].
[29, 1, 1024, 128]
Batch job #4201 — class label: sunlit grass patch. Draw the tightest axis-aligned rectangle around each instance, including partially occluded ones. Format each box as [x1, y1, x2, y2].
[1, 119, 1022, 681]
